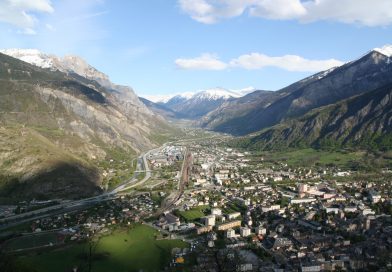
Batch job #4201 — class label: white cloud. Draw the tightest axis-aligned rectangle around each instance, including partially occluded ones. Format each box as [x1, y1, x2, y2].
[178, 0, 216, 24]
[175, 53, 228, 70]
[178, 0, 392, 26]
[302, 0, 392, 27]
[0, 0, 53, 32]
[230, 53, 344, 72]
[249, 0, 306, 20]
[175, 52, 344, 72]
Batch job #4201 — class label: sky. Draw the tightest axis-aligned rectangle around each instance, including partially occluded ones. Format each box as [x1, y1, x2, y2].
[0, 0, 392, 100]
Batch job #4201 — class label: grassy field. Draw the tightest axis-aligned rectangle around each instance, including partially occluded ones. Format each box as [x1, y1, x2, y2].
[178, 205, 209, 221]
[17, 224, 188, 272]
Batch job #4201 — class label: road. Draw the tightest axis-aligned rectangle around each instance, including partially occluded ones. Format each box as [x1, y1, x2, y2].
[111, 145, 159, 193]
[0, 143, 167, 230]
[0, 137, 201, 230]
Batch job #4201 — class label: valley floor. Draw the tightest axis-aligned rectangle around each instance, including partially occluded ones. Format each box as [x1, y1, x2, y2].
[0, 131, 391, 272]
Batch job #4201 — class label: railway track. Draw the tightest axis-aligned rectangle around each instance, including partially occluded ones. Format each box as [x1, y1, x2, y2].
[155, 149, 192, 215]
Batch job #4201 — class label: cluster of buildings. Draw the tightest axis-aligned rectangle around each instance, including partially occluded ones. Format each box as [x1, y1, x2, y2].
[1, 138, 391, 271]
[154, 143, 392, 271]
[148, 145, 185, 168]
[7, 193, 158, 239]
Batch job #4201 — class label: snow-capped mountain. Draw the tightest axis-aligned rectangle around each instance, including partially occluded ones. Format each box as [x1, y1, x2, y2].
[191, 88, 242, 100]
[145, 87, 255, 104]
[0, 48, 161, 120]
[0, 48, 111, 88]
[146, 87, 256, 119]
[0, 49, 54, 68]
[373, 44, 392, 57]
[200, 45, 392, 135]
[161, 92, 195, 105]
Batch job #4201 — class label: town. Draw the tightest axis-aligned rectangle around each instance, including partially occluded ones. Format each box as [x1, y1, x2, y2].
[0, 137, 391, 271]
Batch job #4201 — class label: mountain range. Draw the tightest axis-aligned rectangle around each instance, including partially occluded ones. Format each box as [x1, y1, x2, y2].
[201, 47, 392, 134]
[142, 45, 392, 151]
[0, 49, 172, 201]
[141, 87, 255, 119]
[1, 45, 392, 201]
[236, 82, 392, 151]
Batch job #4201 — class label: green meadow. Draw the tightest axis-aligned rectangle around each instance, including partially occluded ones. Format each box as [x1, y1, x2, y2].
[17, 224, 188, 272]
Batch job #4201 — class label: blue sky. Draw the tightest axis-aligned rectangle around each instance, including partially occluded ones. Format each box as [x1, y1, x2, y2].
[1, 0, 392, 99]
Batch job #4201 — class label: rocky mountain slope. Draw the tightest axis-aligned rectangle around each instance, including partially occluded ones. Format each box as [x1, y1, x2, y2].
[0, 51, 171, 201]
[201, 47, 392, 135]
[199, 90, 278, 130]
[236, 82, 392, 150]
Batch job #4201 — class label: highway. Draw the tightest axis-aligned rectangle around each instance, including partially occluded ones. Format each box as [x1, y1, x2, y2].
[111, 145, 161, 193]
[0, 137, 199, 230]
[0, 143, 167, 230]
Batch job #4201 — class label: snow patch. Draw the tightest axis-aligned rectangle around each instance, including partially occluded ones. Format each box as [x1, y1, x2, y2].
[193, 88, 241, 100]
[0, 48, 54, 69]
[0, 48, 111, 86]
[316, 67, 337, 79]
[147, 87, 257, 104]
[373, 45, 392, 57]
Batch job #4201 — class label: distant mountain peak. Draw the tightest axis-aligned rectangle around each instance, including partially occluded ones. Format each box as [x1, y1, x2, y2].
[144, 87, 255, 104]
[143, 87, 258, 119]
[0, 48, 111, 87]
[373, 45, 392, 57]
[193, 88, 241, 100]
[0, 48, 54, 69]
[173, 92, 195, 99]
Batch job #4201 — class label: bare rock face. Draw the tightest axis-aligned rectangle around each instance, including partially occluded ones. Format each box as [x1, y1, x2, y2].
[58, 55, 111, 86]
[0, 51, 170, 200]
[37, 86, 153, 153]
[0, 48, 155, 118]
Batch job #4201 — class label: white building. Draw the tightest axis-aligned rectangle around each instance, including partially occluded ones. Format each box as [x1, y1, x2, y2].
[255, 226, 267, 235]
[298, 184, 308, 193]
[325, 207, 340, 214]
[290, 198, 316, 204]
[195, 178, 207, 186]
[240, 227, 251, 237]
[227, 212, 241, 220]
[261, 205, 280, 213]
[203, 215, 216, 226]
[273, 176, 283, 182]
[344, 206, 357, 213]
[211, 208, 222, 216]
[226, 228, 236, 238]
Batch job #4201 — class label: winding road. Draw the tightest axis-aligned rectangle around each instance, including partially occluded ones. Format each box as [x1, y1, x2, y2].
[0, 134, 220, 230]
[0, 143, 167, 230]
